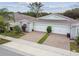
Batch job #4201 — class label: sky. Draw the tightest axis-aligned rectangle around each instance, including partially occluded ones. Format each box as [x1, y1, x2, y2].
[0, 2, 79, 13]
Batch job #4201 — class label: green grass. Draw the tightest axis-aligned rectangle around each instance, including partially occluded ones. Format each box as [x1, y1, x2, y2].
[70, 42, 79, 52]
[0, 38, 10, 44]
[38, 33, 49, 44]
[1, 32, 24, 38]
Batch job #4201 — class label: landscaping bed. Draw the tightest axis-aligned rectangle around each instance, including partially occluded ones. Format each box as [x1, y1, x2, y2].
[70, 42, 79, 52]
[38, 33, 49, 44]
[0, 24, 25, 38]
[0, 38, 10, 44]
[1, 32, 24, 38]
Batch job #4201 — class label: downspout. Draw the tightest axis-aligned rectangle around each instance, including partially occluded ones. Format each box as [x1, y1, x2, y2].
[70, 23, 72, 39]
[77, 26, 79, 37]
[33, 18, 37, 31]
[33, 21, 35, 31]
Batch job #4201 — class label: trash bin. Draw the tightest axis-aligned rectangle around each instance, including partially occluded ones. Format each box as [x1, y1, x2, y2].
[67, 33, 70, 38]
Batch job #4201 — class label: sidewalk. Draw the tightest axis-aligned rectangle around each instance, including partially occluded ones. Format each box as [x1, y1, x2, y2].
[0, 35, 79, 56]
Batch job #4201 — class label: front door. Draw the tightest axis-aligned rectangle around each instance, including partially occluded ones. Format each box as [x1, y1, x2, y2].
[22, 24, 27, 32]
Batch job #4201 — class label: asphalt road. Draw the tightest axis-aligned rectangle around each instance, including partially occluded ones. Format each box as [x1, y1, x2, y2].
[0, 46, 23, 56]
[0, 46, 31, 56]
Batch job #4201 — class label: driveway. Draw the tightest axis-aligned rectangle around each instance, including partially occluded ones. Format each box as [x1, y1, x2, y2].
[43, 34, 70, 50]
[0, 35, 78, 56]
[20, 31, 45, 42]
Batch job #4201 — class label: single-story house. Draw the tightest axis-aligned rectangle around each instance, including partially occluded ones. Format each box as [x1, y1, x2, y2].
[9, 13, 79, 39]
[9, 13, 35, 32]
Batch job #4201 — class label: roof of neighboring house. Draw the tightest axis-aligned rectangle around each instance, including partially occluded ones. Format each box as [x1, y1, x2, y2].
[14, 13, 36, 22]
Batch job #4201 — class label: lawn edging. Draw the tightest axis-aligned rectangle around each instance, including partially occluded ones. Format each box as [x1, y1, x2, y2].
[38, 33, 49, 44]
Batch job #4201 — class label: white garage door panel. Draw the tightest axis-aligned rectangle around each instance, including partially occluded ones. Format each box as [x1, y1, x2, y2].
[34, 25, 47, 32]
[53, 26, 70, 34]
[34, 22, 70, 34]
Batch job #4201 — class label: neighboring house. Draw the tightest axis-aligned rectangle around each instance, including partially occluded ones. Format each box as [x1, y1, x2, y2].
[10, 13, 79, 39]
[9, 13, 36, 32]
[71, 19, 79, 39]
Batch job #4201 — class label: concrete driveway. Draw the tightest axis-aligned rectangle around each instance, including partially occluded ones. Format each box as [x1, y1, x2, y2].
[20, 32, 70, 50]
[20, 31, 45, 42]
[44, 34, 70, 50]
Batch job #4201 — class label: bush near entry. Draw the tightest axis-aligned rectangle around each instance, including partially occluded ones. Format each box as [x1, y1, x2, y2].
[13, 25, 22, 34]
[47, 26, 52, 33]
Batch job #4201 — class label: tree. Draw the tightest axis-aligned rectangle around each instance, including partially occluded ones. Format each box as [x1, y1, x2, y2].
[28, 2, 43, 18]
[0, 16, 6, 33]
[63, 8, 79, 19]
[0, 8, 14, 21]
[13, 25, 22, 34]
[21, 12, 51, 17]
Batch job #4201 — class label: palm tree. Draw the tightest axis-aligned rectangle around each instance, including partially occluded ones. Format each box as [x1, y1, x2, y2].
[28, 2, 43, 18]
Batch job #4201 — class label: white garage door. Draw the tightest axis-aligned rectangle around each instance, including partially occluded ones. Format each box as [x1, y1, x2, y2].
[52, 25, 70, 35]
[34, 22, 70, 35]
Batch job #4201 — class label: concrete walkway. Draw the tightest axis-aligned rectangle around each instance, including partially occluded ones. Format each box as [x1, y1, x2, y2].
[0, 35, 79, 56]
[20, 32, 45, 42]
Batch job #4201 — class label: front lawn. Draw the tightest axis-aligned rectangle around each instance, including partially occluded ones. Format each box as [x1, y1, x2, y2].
[38, 33, 49, 44]
[70, 42, 79, 52]
[1, 32, 24, 38]
[0, 38, 10, 44]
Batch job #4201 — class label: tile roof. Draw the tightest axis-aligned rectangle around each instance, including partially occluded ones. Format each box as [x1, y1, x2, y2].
[14, 13, 36, 22]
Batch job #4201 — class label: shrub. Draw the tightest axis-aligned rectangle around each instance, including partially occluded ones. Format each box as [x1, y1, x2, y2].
[0, 16, 6, 33]
[0, 27, 4, 33]
[13, 25, 22, 34]
[47, 26, 52, 33]
[75, 36, 79, 45]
